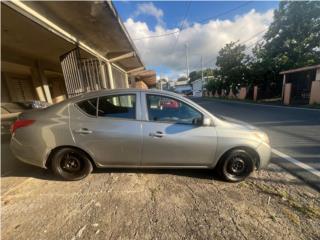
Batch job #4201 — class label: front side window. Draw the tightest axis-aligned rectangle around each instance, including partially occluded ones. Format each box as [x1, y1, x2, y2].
[76, 98, 98, 116]
[98, 94, 136, 119]
[146, 94, 202, 125]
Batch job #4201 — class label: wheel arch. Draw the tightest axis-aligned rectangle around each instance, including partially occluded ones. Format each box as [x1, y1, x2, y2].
[46, 145, 97, 169]
[216, 146, 260, 169]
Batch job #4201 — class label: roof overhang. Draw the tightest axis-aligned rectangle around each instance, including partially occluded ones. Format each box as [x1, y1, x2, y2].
[280, 64, 320, 75]
[2, 0, 144, 72]
[132, 70, 156, 87]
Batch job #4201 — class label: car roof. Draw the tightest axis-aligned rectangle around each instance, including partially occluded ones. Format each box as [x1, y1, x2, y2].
[69, 88, 184, 102]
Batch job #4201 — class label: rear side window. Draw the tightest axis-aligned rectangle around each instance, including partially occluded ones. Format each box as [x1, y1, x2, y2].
[76, 98, 98, 116]
[98, 94, 136, 119]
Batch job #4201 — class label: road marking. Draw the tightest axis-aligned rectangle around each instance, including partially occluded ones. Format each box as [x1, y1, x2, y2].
[272, 148, 320, 178]
[203, 98, 320, 112]
[251, 120, 306, 125]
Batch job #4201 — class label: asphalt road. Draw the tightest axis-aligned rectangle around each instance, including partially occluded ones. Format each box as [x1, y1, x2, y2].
[193, 98, 320, 190]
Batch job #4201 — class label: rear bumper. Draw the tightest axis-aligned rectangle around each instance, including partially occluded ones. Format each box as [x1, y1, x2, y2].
[10, 136, 46, 168]
[256, 142, 271, 169]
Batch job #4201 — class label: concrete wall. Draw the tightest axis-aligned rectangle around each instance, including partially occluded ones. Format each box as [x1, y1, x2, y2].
[283, 83, 292, 105]
[309, 80, 320, 104]
[238, 87, 247, 100]
[228, 91, 236, 99]
[253, 86, 258, 101]
[1, 60, 67, 104]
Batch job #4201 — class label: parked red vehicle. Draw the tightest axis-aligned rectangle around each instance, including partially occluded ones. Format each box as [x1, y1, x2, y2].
[159, 99, 179, 109]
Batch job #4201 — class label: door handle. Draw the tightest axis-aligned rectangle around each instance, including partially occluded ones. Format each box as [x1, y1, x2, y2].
[74, 128, 93, 134]
[149, 131, 165, 138]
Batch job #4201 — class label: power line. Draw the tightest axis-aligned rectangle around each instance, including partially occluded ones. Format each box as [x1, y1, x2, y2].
[191, 28, 268, 70]
[132, 30, 179, 41]
[171, 1, 192, 52]
[245, 38, 265, 52]
[196, 1, 252, 24]
[132, 1, 252, 41]
[239, 28, 268, 45]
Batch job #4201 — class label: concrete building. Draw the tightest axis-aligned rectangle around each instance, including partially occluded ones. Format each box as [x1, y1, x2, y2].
[174, 80, 192, 94]
[280, 65, 320, 105]
[191, 76, 214, 97]
[156, 78, 176, 91]
[1, 1, 155, 105]
[191, 79, 205, 97]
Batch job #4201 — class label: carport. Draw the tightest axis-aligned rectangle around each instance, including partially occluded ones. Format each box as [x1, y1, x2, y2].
[1, 1, 155, 104]
[281, 64, 320, 105]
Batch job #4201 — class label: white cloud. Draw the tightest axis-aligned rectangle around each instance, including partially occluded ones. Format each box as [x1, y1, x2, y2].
[126, 9, 274, 79]
[133, 2, 164, 26]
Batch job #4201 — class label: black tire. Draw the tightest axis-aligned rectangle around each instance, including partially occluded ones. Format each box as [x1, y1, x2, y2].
[51, 147, 93, 181]
[218, 149, 255, 182]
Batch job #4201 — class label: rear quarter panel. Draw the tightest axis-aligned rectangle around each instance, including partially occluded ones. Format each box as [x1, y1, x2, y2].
[11, 103, 75, 168]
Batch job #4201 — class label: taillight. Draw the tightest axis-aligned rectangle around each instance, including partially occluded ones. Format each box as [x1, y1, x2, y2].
[11, 119, 35, 134]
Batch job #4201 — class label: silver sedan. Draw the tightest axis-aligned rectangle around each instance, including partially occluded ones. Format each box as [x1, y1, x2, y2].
[10, 89, 271, 181]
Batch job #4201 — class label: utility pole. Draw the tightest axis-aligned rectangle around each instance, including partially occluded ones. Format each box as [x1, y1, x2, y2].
[201, 56, 204, 96]
[185, 43, 189, 81]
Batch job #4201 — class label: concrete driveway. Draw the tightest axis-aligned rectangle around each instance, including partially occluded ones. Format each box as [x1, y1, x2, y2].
[1, 131, 320, 240]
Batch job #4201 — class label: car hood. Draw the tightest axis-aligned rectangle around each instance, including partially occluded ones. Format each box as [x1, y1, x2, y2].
[216, 116, 258, 131]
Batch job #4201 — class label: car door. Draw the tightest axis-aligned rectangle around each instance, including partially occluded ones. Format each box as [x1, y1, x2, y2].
[141, 93, 217, 167]
[69, 92, 142, 166]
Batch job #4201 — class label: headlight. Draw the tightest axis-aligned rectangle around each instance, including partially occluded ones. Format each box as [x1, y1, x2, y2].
[254, 131, 270, 144]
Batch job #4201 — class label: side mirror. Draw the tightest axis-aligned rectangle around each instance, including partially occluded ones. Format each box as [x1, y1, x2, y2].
[203, 117, 211, 126]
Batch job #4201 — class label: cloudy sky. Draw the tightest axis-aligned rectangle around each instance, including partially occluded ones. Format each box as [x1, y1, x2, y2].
[114, 1, 278, 80]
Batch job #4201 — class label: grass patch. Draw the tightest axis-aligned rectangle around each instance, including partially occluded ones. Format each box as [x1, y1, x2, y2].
[248, 182, 320, 219]
[282, 208, 300, 225]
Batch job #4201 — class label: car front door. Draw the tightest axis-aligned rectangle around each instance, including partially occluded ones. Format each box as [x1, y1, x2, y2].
[70, 92, 142, 167]
[141, 93, 217, 167]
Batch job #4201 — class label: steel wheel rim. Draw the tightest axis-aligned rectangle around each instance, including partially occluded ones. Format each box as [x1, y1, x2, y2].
[61, 153, 81, 173]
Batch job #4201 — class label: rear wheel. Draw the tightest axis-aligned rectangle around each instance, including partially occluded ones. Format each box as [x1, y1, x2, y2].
[218, 149, 255, 182]
[51, 148, 93, 181]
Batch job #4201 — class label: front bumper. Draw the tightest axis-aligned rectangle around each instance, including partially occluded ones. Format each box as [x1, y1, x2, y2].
[256, 142, 272, 169]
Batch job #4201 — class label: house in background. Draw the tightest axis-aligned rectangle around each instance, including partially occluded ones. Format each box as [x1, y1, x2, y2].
[191, 76, 214, 97]
[174, 80, 192, 94]
[1, 1, 155, 105]
[191, 79, 204, 97]
[281, 65, 320, 105]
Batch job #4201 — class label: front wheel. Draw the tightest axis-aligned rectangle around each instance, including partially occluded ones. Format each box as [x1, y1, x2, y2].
[51, 148, 93, 181]
[218, 149, 255, 182]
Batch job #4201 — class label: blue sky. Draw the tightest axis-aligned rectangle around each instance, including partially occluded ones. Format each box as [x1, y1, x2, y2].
[113, 1, 279, 79]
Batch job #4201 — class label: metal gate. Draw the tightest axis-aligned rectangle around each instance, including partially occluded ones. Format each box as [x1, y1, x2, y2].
[81, 59, 109, 91]
[112, 65, 127, 88]
[60, 48, 109, 98]
[60, 48, 86, 97]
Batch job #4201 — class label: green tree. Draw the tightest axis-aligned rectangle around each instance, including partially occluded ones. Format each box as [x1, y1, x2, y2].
[263, 1, 320, 70]
[215, 42, 247, 94]
[189, 71, 201, 82]
[249, 1, 320, 98]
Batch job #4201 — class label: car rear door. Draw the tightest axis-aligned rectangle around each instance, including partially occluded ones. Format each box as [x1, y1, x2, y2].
[69, 92, 142, 167]
[140, 92, 217, 167]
